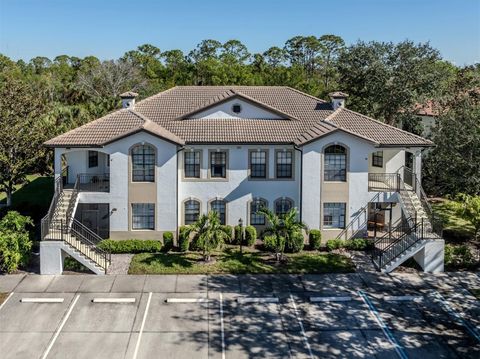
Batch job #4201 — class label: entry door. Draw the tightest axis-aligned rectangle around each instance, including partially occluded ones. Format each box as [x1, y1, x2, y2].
[81, 210, 99, 235]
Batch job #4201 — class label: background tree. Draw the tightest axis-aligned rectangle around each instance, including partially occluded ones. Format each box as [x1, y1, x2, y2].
[337, 40, 443, 125]
[0, 211, 33, 273]
[0, 75, 51, 206]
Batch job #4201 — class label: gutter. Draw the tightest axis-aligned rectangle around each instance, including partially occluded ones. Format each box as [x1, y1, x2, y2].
[294, 145, 303, 223]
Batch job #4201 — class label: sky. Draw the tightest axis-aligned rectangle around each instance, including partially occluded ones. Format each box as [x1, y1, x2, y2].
[1, 0, 479, 65]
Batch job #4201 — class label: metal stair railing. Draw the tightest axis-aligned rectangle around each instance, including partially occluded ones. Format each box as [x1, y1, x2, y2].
[41, 167, 67, 240]
[42, 172, 111, 273]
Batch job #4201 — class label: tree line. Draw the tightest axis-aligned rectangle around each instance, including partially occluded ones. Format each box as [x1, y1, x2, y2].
[0, 35, 479, 203]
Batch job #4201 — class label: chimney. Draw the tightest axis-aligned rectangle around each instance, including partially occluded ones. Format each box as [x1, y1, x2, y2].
[329, 91, 348, 110]
[120, 91, 138, 109]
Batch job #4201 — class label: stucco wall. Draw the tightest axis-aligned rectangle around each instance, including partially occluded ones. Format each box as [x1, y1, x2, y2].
[191, 98, 283, 119]
[178, 144, 300, 226]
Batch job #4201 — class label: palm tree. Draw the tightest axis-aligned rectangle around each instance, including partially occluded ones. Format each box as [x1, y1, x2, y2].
[186, 211, 229, 261]
[258, 207, 307, 261]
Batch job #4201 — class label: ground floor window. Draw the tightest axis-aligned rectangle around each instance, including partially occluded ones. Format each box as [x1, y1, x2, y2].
[184, 200, 200, 225]
[132, 203, 155, 230]
[250, 198, 267, 225]
[275, 198, 293, 217]
[323, 202, 346, 229]
[210, 199, 226, 224]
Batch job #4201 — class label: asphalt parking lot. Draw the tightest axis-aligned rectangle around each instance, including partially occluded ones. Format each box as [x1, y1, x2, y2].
[0, 272, 478, 359]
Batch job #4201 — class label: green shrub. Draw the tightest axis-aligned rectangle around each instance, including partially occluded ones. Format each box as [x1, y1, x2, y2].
[0, 211, 33, 273]
[221, 225, 234, 243]
[326, 239, 345, 251]
[345, 238, 372, 251]
[179, 225, 191, 252]
[263, 234, 277, 252]
[162, 232, 174, 252]
[245, 226, 257, 246]
[234, 225, 243, 244]
[309, 229, 321, 250]
[97, 239, 162, 254]
[286, 231, 304, 253]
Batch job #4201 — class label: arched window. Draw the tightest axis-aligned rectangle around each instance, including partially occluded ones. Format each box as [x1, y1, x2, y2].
[324, 145, 347, 181]
[131, 144, 155, 182]
[210, 199, 226, 225]
[275, 198, 293, 217]
[184, 200, 200, 225]
[250, 198, 267, 225]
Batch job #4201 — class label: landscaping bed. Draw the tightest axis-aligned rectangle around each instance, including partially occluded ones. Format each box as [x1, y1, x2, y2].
[0, 292, 9, 305]
[128, 248, 355, 274]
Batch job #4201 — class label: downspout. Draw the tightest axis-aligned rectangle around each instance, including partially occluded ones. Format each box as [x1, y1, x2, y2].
[294, 145, 303, 222]
[176, 146, 185, 242]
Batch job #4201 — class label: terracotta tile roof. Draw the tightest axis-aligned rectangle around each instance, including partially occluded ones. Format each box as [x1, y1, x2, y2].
[45, 86, 433, 148]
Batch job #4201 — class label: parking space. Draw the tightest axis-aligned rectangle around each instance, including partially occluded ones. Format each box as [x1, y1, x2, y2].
[0, 273, 478, 358]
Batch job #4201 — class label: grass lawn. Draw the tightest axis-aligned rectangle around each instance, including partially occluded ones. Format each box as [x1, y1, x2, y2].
[0, 175, 53, 223]
[128, 249, 355, 274]
[432, 200, 475, 242]
[0, 292, 9, 306]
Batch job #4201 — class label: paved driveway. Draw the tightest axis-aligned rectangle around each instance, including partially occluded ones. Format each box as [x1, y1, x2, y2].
[0, 272, 479, 358]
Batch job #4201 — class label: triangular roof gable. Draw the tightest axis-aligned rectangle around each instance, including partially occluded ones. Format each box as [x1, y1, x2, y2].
[175, 90, 300, 121]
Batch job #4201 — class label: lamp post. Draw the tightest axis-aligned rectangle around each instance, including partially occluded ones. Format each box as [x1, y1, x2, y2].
[238, 218, 243, 254]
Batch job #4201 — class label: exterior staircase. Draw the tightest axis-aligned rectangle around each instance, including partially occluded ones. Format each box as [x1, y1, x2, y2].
[41, 173, 111, 275]
[371, 167, 442, 272]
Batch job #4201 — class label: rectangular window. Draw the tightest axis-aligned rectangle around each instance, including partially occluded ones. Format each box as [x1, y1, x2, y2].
[88, 151, 98, 168]
[132, 145, 155, 182]
[250, 200, 266, 225]
[372, 151, 383, 168]
[323, 203, 346, 229]
[210, 152, 227, 178]
[184, 151, 200, 178]
[132, 203, 155, 230]
[250, 151, 267, 178]
[276, 151, 293, 178]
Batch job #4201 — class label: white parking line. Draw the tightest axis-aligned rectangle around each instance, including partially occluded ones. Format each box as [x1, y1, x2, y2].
[21, 298, 65, 303]
[0, 292, 14, 311]
[310, 296, 351, 302]
[358, 290, 408, 359]
[165, 298, 209, 303]
[432, 291, 480, 343]
[92, 298, 136, 303]
[219, 293, 225, 359]
[290, 294, 313, 359]
[383, 295, 423, 302]
[132, 292, 152, 359]
[237, 297, 279, 304]
[41, 294, 80, 359]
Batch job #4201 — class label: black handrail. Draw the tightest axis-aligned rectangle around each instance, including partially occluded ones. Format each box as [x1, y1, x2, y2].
[77, 173, 110, 192]
[368, 173, 401, 192]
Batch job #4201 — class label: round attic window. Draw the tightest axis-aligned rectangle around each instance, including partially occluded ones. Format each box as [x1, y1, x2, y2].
[232, 103, 242, 114]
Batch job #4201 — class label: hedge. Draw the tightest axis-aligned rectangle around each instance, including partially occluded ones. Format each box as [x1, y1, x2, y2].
[221, 225, 234, 243]
[325, 238, 372, 251]
[162, 232, 174, 252]
[98, 239, 162, 254]
[309, 229, 321, 250]
[245, 226, 257, 246]
[286, 231, 304, 253]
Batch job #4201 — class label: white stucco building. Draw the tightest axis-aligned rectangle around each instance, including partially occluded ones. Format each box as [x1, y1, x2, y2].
[41, 86, 444, 274]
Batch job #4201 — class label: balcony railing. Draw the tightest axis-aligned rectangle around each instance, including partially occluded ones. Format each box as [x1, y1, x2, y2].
[77, 173, 110, 192]
[368, 173, 400, 192]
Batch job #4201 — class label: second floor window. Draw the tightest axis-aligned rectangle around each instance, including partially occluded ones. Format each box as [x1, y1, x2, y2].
[324, 145, 346, 181]
[210, 152, 226, 178]
[184, 151, 200, 178]
[276, 151, 293, 178]
[250, 151, 267, 178]
[88, 151, 98, 168]
[132, 144, 155, 182]
[372, 151, 383, 168]
[210, 199, 226, 224]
